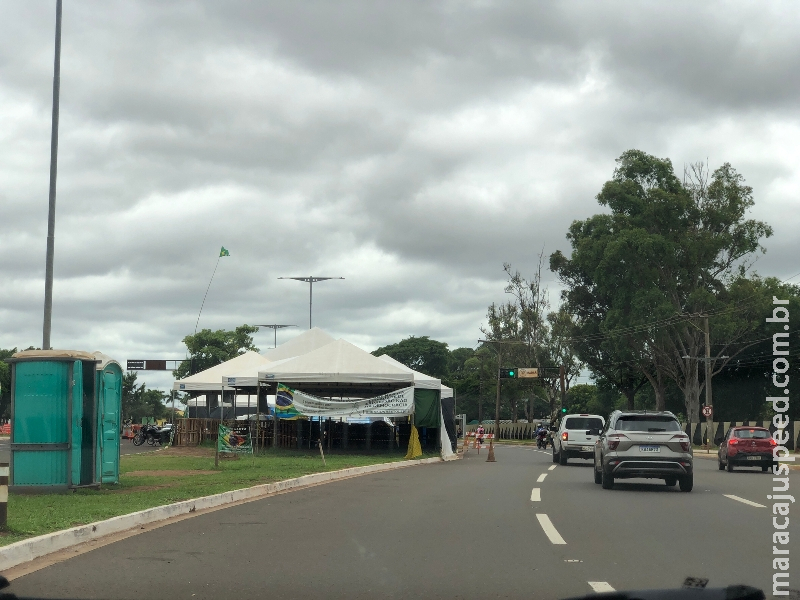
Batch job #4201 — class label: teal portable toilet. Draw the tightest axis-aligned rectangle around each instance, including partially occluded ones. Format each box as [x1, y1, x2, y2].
[92, 352, 122, 485]
[8, 350, 122, 491]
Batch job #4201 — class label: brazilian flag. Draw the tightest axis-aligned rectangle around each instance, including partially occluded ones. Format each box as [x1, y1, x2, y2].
[219, 246, 230, 257]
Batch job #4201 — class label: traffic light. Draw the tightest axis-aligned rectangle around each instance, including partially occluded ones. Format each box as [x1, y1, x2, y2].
[499, 368, 517, 378]
[561, 407, 567, 413]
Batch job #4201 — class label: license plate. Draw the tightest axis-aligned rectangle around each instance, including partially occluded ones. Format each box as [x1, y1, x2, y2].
[640, 445, 660, 453]
[746, 456, 761, 461]
[581, 446, 592, 451]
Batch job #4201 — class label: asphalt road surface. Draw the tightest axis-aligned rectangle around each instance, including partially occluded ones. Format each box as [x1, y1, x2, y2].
[6, 445, 797, 599]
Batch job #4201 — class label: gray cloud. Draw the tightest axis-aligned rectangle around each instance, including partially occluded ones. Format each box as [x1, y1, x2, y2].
[1, 1, 798, 391]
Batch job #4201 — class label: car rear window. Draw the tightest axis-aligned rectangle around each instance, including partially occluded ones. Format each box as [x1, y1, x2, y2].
[565, 417, 603, 430]
[734, 429, 770, 439]
[615, 416, 680, 432]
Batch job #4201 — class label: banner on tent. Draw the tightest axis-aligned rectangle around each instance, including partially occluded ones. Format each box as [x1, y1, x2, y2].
[275, 383, 415, 419]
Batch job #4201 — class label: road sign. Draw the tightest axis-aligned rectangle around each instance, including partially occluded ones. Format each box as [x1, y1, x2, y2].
[126, 359, 180, 371]
[702, 405, 713, 418]
[518, 368, 539, 378]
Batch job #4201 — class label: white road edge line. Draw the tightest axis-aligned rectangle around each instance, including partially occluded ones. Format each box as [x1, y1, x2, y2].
[724, 494, 766, 508]
[548, 465, 557, 471]
[588, 582, 615, 593]
[537, 473, 547, 482]
[536, 514, 566, 545]
[530, 488, 541, 502]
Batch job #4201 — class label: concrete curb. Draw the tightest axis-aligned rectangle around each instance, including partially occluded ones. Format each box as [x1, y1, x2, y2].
[0, 456, 442, 571]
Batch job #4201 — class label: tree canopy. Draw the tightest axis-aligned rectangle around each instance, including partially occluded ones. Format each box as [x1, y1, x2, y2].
[173, 325, 259, 379]
[551, 150, 775, 421]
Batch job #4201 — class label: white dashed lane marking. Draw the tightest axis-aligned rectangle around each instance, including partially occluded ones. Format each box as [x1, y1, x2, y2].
[536, 514, 567, 545]
[530, 488, 541, 501]
[537, 473, 547, 482]
[548, 465, 557, 471]
[588, 582, 615, 593]
[724, 494, 766, 508]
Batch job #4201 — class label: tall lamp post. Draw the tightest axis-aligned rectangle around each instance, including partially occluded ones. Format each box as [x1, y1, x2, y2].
[278, 277, 344, 329]
[256, 324, 297, 348]
[42, 0, 63, 350]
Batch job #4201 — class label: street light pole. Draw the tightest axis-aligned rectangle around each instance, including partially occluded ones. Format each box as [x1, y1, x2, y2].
[278, 277, 344, 329]
[42, 0, 63, 350]
[255, 324, 297, 348]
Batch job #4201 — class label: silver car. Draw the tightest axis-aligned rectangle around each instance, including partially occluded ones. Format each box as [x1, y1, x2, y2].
[593, 410, 693, 492]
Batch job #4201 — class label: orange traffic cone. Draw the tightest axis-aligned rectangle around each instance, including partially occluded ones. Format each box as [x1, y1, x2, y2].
[486, 438, 496, 462]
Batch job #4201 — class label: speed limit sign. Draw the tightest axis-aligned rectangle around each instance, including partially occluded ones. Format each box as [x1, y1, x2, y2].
[702, 405, 713, 418]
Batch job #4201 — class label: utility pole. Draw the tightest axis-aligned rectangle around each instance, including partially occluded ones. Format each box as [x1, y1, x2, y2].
[704, 315, 713, 448]
[559, 365, 566, 415]
[278, 277, 344, 329]
[42, 0, 63, 350]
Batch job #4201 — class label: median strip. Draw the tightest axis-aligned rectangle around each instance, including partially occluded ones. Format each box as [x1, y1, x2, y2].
[723, 494, 766, 508]
[536, 514, 566, 545]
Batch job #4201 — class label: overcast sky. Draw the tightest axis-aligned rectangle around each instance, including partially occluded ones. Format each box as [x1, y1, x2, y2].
[2, 1, 798, 392]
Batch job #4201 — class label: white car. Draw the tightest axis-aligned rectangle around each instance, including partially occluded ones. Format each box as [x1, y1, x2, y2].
[552, 413, 605, 465]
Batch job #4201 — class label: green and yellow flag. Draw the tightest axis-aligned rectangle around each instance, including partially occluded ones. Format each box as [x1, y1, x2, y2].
[218, 424, 252, 454]
[404, 425, 422, 459]
[219, 246, 230, 257]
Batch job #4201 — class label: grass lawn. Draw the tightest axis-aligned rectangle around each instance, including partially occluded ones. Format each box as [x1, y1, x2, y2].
[1, 446, 410, 547]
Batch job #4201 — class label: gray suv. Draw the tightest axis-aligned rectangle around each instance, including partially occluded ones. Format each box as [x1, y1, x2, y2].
[594, 410, 693, 492]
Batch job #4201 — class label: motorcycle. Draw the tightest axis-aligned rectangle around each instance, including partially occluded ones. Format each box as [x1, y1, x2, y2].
[536, 429, 550, 449]
[133, 423, 173, 446]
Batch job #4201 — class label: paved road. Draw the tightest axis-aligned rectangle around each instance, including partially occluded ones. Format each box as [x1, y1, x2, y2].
[6, 445, 797, 599]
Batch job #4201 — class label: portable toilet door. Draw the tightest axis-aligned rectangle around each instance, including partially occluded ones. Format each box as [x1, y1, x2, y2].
[93, 352, 121, 484]
[9, 350, 98, 491]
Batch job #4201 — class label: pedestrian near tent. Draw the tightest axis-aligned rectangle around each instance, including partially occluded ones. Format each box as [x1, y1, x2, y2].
[476, 424, 485, 447]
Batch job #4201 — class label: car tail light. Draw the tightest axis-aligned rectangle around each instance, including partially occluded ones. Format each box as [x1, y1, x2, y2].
[770, 438, 778, 446]
[670, 434, 690, 451]
[608, 434, 627, 450]
[561, 432, 569, 441]
[728, 439, 738, 446]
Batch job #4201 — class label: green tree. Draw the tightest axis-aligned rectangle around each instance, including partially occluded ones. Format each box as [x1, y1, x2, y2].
[372, 336, 450, 378]
[0, 348, 16, 419]
[173, 325, 259, 379]
[122, 372, 170, 422]
[551, 150, 773, 423]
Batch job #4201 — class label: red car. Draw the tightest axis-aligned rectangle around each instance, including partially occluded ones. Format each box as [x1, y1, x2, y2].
[718, 426, 776, 472]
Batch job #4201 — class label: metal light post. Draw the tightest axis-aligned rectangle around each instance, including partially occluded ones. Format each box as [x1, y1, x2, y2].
[278, 277, 344, 329]
[255, 324, 297, 348]
[42, 0, 63, 350]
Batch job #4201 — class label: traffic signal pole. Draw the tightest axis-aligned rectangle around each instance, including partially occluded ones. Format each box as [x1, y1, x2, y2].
[487, 349, 502, 463]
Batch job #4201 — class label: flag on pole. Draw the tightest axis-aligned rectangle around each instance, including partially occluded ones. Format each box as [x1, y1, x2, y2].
[219, 246, 230, 257]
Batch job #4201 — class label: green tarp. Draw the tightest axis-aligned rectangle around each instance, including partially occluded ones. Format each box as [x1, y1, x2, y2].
[413, 389, 440, 428]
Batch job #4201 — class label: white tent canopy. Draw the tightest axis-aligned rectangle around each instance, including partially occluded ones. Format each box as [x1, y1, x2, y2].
[259, 339, 414, 384]
[441, 385, 453, 399]
[262, 327, 335, 362]
[173, 351, 271, 391]
[377, 354, 441, 390]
